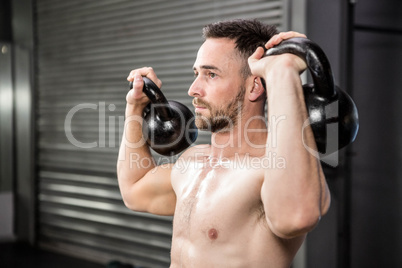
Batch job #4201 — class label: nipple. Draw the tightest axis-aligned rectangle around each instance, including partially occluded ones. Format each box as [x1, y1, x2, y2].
[208, 228, 218, 240]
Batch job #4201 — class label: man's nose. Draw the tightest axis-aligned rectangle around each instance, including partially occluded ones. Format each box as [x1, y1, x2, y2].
[188, 78, 204, 97]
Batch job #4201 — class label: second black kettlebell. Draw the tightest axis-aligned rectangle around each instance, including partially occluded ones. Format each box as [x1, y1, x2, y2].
[129, 77, 198, 156]
[265, 37, 359, 155]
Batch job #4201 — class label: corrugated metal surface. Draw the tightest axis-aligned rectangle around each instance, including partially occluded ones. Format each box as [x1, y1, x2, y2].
[35, 0, 287, 266]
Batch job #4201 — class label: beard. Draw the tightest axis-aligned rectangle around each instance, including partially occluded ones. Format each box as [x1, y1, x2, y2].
[193, 84, 246, 133]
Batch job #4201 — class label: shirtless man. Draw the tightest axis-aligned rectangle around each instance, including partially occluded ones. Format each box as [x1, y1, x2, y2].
[117, 19, 331, 267]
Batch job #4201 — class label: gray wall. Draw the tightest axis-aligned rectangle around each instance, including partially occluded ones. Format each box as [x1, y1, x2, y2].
[351, 0, 402, 266]
[306, 0, 402, 267]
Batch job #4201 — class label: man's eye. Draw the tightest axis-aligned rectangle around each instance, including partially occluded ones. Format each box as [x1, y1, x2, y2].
[208, 72, 217, 79]
[194, 72, 199, 77]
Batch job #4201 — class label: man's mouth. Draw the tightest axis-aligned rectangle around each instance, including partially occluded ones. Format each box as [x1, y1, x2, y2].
[192, 98, 209, 113]
[194, 106, 207, 113]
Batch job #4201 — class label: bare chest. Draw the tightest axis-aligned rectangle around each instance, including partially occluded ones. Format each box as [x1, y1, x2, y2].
[172, 161, 264, 241]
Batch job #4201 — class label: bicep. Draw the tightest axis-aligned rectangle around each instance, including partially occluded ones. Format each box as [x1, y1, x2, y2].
[124, 163, 176, 216]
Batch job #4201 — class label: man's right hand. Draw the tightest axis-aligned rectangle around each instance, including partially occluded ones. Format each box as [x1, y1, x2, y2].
[126, 67, 162, 108]
[118, 67, 176, 216]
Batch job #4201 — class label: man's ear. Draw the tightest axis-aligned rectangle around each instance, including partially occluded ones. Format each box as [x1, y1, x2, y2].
[248, 77, 265, 102]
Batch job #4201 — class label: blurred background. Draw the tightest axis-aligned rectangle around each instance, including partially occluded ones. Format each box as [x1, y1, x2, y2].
[0, 0, 401, 267]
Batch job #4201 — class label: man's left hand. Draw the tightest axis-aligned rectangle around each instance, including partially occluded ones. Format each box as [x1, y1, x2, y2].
[248, 31, 308, 79]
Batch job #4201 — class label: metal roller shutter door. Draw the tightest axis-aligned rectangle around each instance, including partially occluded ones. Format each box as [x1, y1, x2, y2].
[35, 0, 288, 267]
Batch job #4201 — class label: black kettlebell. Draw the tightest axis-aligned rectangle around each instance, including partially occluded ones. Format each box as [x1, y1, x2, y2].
[129, 77, 198, 155]
[265, 37, 359, 154]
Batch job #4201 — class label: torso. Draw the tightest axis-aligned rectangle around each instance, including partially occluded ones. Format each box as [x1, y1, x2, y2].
[170, 146, 305, 268]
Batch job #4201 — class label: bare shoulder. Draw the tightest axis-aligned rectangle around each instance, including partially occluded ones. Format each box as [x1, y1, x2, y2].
[177, 144, 210, 159]
[170, 144, 210, 188]
[173, 144, 210, 170]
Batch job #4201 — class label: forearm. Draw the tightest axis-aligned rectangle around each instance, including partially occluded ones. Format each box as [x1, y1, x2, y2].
[117, 104, 155, 195]
[263, 68, 330, 237]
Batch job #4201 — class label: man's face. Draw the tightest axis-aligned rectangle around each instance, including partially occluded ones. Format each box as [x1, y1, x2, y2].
[189, 38, 246, 133]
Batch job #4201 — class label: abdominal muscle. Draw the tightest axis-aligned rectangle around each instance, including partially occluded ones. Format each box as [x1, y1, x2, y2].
[169, 155, 304, 268]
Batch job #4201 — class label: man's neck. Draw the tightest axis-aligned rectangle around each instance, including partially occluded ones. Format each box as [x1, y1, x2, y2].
[209, 117, 267, 159]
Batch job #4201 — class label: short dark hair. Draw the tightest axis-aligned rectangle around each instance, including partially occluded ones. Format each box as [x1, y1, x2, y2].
[203, 19, 278, 78]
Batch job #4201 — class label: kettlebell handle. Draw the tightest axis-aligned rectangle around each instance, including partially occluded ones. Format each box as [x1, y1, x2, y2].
[129, 77, 174, 121]
[128, 77, 198, 155]
[265, 37, 336, 99]
[264, 37, 359, 156]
